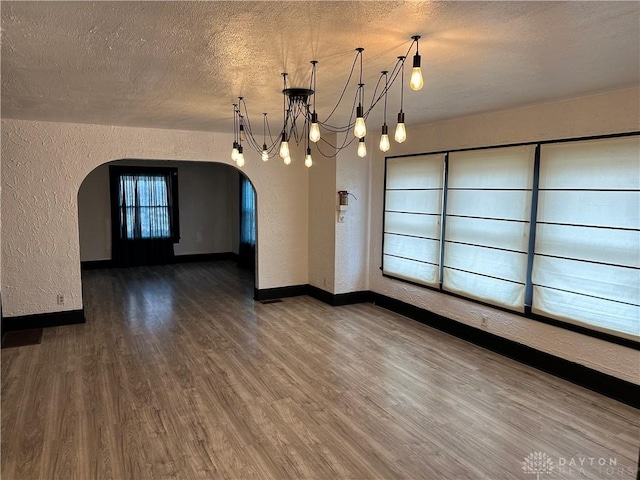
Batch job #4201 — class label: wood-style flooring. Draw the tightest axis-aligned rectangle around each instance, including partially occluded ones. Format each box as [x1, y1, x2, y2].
[2, 261, 639, 479]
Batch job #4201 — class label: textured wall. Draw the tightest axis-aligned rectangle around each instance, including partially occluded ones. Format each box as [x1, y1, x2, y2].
[78, 161, 240, 261]
[334, 145, 370, 294]
[1, 119, 309, 317]
[308, 137, 337, 292]
[369, 87, 640, 383]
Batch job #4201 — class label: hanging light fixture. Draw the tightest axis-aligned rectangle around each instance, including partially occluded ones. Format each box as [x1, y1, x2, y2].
[410, 35, 424, 91]
[305, 148, 313, 168]
[236, 145, 245, 167]
[309, 61, 321, 143]
[395, 56, 407, 143]
[261, 113, 269, 161]
[379, 71, 391, 152]
[305, 109, 313, 167]
[357, 138, 367, 158]
[231, 104, 239, 162]
[279, 133, 290, 159]
[353, 48, 367, 139]
[229, 36, 423, 166]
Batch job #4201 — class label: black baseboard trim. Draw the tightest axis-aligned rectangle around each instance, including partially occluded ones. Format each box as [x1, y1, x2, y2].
[254, 285, 374, 306]
[307, 286, 374, 306]
[2, 309, 86, 332]
[173, 252, 239, 263]
[81, 252, 240, 270]
[81, 259, 114, 270]
[254, 285, 309, 302]
[306, 285, 335, 305]
[371, 292, 639, 409]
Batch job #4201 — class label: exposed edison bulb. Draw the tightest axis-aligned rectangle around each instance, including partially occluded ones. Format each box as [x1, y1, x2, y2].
[239, 124, 246, 142]
[309, 123, 321, 143]
[354, 117, 366, 138]
[305, 148, 313, 168]
[395, 111, 407, 143]
[261, 144, 269, 162]
[283, 155, 292, 166]
[353, 105, 366, 138]
[236, 150, 245, 168]
[395, 123, 407, 143]
[279, 140, 290, 159]
[357, 138, 367, 158]
[309, 112, 321, 142]
[410, 67, 424, 91]
[410, 52, 423, 91]
[231, 143, 239, 162]
[380, 135, 390, 152]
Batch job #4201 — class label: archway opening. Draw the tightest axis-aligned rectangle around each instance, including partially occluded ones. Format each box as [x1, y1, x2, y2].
[77, 159, 258, 308]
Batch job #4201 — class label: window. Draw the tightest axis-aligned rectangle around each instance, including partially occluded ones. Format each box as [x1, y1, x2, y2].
[238, 175, 256, 271]
[444, 146, 535, 310]
[383, 154, 445, 287]
[109, 166, 179, 267]
[533, 137, 640, 337]
[382, 133, 639, 343]
[120, 174, 172, 239]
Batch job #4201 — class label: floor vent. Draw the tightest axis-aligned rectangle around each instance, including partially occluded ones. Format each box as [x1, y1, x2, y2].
[1, 329, 43, 349]
[259, 299, 283, 305]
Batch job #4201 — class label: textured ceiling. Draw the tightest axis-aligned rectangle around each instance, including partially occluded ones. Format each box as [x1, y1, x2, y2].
[1, 1, 639, 133]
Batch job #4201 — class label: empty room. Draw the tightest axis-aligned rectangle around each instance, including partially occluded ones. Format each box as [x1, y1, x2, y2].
[1, 1, 639, 479]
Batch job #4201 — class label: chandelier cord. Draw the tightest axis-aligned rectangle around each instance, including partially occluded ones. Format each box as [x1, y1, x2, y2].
[319, 52, 359, 125]
[383, 71, 388, 125]
[232, 104, 238, 144]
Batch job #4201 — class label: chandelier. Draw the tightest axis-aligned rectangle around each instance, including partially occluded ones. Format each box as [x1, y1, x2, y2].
[230, 36, 423, 168]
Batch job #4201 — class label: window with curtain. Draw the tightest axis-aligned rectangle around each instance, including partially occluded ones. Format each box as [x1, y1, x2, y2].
[444, 146, 535, 310]
[383, 154, 445, 287]
[238, 175, 256, 271]
[382, 133, 639, 343]
[110, 166, 179, 267]
[532, 137, 640, 337]
[120, 174, 171, 239]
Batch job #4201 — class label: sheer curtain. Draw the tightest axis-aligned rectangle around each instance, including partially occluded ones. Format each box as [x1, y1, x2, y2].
[110, 166, 179, 267]
[238, 175, 256, 271]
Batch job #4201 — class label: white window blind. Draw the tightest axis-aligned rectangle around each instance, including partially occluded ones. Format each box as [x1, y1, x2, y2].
[443, 146, 535, 310]
[533, 136, 640, 338]
[383, 154, 445, 287]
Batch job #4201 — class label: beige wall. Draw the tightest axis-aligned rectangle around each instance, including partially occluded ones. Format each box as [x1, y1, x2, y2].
[335, 145, 370, 294]
[308, 136, 337, 292]
[1, 119, 309, 317]
[78, 160, 240, 261]
[368, 87, 640, 383]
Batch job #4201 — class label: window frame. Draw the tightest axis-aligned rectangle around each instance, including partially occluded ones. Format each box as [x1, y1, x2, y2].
[381, 131, 640, 349]
[109, 165, 180, 243]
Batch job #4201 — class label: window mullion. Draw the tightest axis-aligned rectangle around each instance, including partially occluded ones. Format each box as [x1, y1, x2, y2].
[439, 153, 449, 291]
[524, 145, 541, 314]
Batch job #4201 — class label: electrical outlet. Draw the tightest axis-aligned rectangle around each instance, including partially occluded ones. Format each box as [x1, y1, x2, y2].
[57, 294, 65, 306]
[481, 314, 489, 327]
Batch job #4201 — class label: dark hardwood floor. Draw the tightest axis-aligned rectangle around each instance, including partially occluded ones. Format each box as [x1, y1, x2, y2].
[2, 261, 638, 479]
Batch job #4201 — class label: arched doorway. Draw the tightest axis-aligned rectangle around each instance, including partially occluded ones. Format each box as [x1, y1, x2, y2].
[77, 158, 257, 287]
